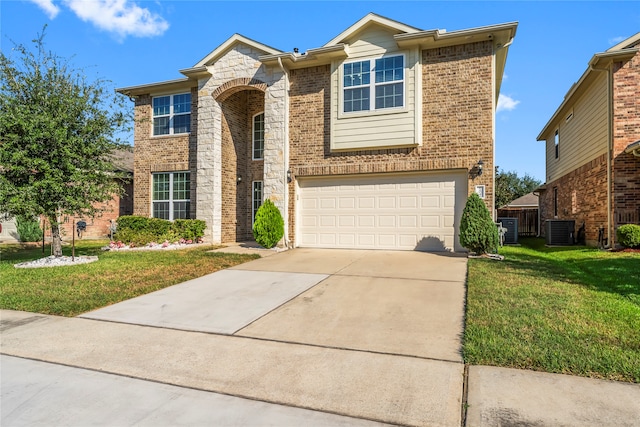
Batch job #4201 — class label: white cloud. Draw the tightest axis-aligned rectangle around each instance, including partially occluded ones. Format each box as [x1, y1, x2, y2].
[29, 0, 60, 19]
[608, 36, 626, 46]
[497, 94, 520, 112]
[63, 0, 169, 39]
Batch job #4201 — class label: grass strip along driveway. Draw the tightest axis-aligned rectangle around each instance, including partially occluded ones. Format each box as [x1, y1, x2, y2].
[0, 241, 258, 317]
[465, 238, 640, 383]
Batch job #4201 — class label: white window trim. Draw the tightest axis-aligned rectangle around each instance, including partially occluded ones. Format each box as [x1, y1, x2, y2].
[152, 93, 191, 137]
[338, 53, 407, 119]
[554, 128, 559, 159]
[252, 181, 263, 224]
[252, 112, 265, 160]
[152, 171, 190, 221]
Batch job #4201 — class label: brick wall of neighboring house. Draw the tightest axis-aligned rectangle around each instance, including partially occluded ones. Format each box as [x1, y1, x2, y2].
[612, 50, 640, 232]
[287, 41, 495, 242]
[539, 154, 608, 246]
[220, 90, 264, 242]
[53, 179, 133, 240]
[132, 88, 198, 218]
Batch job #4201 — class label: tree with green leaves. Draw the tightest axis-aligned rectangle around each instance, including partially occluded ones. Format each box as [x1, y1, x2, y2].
[0, 28, 130, 256]
[495, 167, 542, 210]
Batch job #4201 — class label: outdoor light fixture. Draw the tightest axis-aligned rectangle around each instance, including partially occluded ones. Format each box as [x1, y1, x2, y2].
[236, 175, 242, 184]
[287, 169, 292, 183]
[477, 159, 484, 176]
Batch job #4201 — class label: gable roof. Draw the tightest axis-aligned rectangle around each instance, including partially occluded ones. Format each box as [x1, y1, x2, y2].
[323, 12, 422, 46]
[537, 33, 639, 141]
[193, 34, 282, 68]
[500, 192, 539, 209]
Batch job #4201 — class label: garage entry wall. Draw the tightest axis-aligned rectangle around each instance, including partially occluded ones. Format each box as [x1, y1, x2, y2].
[296, 172, 467, 252]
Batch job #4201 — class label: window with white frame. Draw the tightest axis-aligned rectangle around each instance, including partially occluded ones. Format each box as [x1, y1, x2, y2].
[152, 172, 190, 220]
[343, 55, 404, 113]
[253, 113, 264, 160]
[252, 181, 263, 223]
[554, 129, 559, 159]
[152, 93, 191, 136]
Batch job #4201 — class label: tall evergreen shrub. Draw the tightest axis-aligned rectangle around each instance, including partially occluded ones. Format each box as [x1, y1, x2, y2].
[253, 200, 284, 249]
[459, 193, 499, 255]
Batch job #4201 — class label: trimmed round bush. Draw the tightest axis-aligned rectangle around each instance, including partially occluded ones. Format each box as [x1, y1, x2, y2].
[459, 193, 499, 255]
[253, 200, 284, 249]
[616, 224, 640, 248]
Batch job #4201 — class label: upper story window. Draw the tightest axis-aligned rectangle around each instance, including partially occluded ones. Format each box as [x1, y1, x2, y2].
[153, 93, 191, 136]
[343, 55, 404, 113]
[253, 113, 264, 160]
[554, 129, 559, 159]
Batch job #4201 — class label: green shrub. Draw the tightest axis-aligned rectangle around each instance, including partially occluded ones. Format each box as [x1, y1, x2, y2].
[459, 193, 499, 255]
[253, 200, 284, 249]
[173, 219, 206, 241]
[114, 215, 149, 232]
[617, 224, 640, 248]
[114, 216, 206, 245]
[16, 216, 43, 242]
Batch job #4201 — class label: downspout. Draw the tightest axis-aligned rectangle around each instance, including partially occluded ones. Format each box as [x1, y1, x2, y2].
[590, 63, 613, 248]
[277, 57, 291, 248]
[492, 38, 514, 221]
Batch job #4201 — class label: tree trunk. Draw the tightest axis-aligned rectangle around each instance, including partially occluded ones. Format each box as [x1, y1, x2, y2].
[49, 215, 63, 257]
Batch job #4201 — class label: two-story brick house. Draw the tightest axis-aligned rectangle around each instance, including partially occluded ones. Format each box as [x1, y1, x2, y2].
[117, 13, 517, 252]
[537, 33, 639, 247]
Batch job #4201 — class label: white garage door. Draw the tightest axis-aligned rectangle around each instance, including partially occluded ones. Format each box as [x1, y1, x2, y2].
[297, 172, 467, 252]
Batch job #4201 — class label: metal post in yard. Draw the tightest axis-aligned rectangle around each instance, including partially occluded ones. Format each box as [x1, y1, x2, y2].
[72, 219, 75, 261]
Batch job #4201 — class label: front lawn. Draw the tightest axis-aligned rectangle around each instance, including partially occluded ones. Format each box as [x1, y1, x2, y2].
[0, 241, 259, 316]
[464, 238, 640, 383]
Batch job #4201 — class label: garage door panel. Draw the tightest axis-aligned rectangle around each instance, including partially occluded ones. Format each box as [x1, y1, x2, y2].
[359, 197, 375, 209]
[298, 173, 466, 251]
[378, 197, 396, 209]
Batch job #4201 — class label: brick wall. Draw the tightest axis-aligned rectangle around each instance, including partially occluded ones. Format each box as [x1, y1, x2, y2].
[287, 41, 495, 242]
[132, 88, 198, 218]
[220, 90, 265, 242]
[53, 179, 133, 240]
[612, 50, 640, 232]
[539, 154, 608, 245]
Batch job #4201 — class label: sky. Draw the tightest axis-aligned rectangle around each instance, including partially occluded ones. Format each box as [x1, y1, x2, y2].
[1, 1, 639, 183]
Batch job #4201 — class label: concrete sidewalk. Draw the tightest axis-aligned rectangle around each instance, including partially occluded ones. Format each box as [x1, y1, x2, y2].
[1, 310, 463, 427]
[2, 354, 388, 427]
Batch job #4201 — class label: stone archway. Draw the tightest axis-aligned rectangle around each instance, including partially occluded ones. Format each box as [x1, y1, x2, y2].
[216, 80, 266, 242]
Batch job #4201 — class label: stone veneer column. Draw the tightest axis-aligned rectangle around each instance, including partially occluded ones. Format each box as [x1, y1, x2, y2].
[196, 82, 222, 243]
[263, 74, 287, 222]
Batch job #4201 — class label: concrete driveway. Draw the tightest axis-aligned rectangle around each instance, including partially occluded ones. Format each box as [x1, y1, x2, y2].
[81, 248, 468, 362]
[4, 248, 469, 426]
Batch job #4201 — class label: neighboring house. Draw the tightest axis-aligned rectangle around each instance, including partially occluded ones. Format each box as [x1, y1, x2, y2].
[0, 215, 18, 243]
[53, 148, 134, 240]
[117, 13, 517, 252]
[537, 33, 640, 247]
[497, 192, 539, 237]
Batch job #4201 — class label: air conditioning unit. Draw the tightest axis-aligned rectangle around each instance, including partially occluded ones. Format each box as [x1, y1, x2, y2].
[545, 220, 575, 246]
[498, 217, 518, 244]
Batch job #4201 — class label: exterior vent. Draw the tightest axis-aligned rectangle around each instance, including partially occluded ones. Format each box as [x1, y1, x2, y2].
[545, 220, 575, 246]
[498, 217, 518, 244]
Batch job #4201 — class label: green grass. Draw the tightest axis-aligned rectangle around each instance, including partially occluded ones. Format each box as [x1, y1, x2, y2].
[464, 238, 640, 383]
[0, 241, 259, 317]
